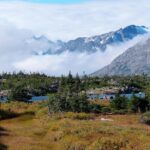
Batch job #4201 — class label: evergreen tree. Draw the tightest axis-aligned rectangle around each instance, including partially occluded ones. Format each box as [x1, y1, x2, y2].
[110, 94, 128, 110]
[129, 96, 149, 113]
[74, 73, 81, 93]
[129, 95, 139, 112]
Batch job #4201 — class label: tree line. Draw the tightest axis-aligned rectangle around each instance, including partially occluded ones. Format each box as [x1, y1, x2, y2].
[0, 72, 150, 114]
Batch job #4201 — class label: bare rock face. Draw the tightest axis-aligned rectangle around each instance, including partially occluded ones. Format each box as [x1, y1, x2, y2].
[91, 38, 150, 76]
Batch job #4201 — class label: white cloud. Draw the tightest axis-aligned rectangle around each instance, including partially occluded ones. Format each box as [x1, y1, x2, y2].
[0, 0, 150, 75]
[0, 20, 34, 71]
[14, 35, 149, 76]
[0, 0, 150, 40]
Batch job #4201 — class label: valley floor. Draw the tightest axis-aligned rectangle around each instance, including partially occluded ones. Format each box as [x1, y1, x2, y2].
[0, 103, 150, 150]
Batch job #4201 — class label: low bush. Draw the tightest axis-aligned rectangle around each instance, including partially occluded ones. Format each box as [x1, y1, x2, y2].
[101, 107, 111, 114]
[112, 109, 128, 115]
[64, 112, 95, 120]
[140, 111, 150, 125]
[88, 137, 128, 150]
[0, 109, 18, 120]
[89, 104, 101, 113]
[16, 111, 35, 121]
[1, 101, 29, 113]
[37, 101, 48, 109]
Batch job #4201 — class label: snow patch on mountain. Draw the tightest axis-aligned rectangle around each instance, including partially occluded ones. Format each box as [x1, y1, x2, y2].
[29, 25, 149, 55]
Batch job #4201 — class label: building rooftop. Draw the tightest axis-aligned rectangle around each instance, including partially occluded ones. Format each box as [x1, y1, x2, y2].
[87, 87, 120, 95]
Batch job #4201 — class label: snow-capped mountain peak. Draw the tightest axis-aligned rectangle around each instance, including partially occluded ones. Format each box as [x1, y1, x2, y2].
[27, 25, 149, 55]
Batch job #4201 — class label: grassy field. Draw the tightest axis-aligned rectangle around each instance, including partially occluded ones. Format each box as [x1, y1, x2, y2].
[0, 102, 150, 150]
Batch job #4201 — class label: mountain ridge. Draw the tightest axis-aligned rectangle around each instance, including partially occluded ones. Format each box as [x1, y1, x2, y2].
[29, 25, 148, 55]
[91, 36, 150, 76]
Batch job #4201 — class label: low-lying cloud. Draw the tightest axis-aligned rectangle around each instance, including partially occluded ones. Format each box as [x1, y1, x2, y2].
[0, 19, 149, 76]
[14, 35, 149, 76]
[0, 20, 34, 71]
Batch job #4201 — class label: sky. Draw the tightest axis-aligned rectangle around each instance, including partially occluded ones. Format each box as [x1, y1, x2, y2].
[0, 0, 85, 4]
[25, 0, 85, 3]
[0, 0, 150, 75]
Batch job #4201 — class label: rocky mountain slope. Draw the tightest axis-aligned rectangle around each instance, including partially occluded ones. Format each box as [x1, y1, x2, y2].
[29, 25, 148, 55]
[91, 37, 150, 76]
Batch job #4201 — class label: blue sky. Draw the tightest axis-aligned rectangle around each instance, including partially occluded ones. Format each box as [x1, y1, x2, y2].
[0, 0, 87, 4]
[25, 0, 86, 4]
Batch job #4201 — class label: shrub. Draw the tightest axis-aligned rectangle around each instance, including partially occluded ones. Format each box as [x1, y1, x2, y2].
[110, 94, 128, 110]
[140, 111, 150, 125]
[112, 109, 128, 115]
[36, 107, 48, 118]
[130, 96, 149, 113]
[17, 111, 35, 121]
[89, 137, 128, 150]
[0, 109, 18, 120]
[38, 101, 48, 109]
[89, 104, 101, 113]
[101, 107, 111, 114]
[64, 112, 95, 120]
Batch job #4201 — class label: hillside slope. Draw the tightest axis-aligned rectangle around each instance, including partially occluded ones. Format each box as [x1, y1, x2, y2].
[91, 37, 150, 76]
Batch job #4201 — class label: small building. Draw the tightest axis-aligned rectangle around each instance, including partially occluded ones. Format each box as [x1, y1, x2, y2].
[0, 90, 10, 103]
[28, 96, 49, 102]
[0, 95, 8, 103]
[120, 92, 145, 99]
[87, 87, 145, 100]
[87, 87, 119, 100]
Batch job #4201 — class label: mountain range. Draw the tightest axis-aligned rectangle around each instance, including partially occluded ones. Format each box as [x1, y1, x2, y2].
[91, 37, 150, 76]
[27, 24, 150, 76]
[29, 25, 148, 55]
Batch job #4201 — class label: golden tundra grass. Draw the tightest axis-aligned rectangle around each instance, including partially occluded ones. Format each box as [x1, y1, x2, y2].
[1, 102, 150, 150]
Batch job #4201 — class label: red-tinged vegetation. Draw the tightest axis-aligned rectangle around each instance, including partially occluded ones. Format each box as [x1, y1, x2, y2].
[0, 102, 150, 150]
